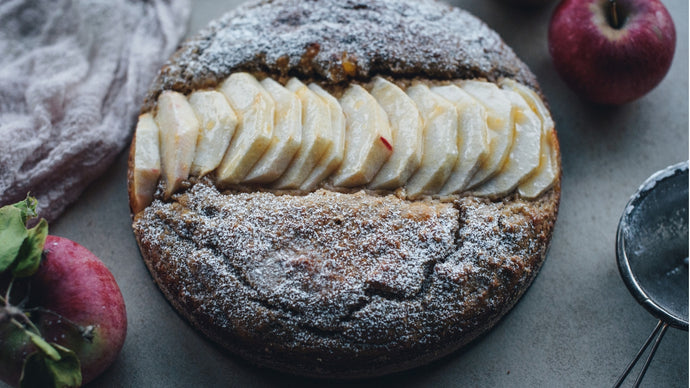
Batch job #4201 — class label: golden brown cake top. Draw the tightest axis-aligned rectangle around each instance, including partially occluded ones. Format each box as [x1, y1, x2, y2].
[142, 0, 537, 112]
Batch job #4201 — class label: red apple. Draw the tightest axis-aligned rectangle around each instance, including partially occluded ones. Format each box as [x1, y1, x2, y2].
[0, 236, 127, 387]
[36, 236, 127, 383]
[548, 0, 676, 105]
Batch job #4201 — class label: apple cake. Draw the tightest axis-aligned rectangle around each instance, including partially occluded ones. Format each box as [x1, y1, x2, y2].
[128, 0, 561, 378]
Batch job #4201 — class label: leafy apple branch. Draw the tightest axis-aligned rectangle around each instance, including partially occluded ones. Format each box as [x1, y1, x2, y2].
[0, 196, 82, 388]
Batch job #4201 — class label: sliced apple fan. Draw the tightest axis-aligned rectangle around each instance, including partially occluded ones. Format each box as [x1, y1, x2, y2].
[132, 73, 557, 209]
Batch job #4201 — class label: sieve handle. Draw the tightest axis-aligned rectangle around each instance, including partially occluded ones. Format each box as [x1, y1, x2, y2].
[613, 320, 669, 388]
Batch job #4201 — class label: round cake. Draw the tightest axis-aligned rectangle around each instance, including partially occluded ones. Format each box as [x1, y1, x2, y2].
[128, 0, 561, 378]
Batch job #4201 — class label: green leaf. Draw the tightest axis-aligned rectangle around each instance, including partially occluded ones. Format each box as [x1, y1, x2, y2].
[47, 344, 82, 388]
[12, 218, 49, 278]
[12, 196, 38, 224]
[19, 345, 82, 388]
[26, 331, 61, 361]
[0, 205, 29, 273]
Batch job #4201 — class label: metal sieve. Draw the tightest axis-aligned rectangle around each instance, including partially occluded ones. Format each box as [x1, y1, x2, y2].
[614, 161, 688, 387]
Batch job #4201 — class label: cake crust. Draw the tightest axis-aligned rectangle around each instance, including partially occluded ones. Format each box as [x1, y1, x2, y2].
[133, 180, 560, 378]
[129, 0, 562, 378]
[141, 0, 538, 113]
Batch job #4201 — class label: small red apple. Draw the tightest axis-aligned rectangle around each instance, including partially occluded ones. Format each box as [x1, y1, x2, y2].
[0, 199, 126, 387]
[35, 236, 127, 384]
[548, 0, 676, 105]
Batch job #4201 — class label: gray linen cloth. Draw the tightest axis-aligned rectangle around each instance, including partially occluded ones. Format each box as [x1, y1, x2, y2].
[0, 0, 190, 221]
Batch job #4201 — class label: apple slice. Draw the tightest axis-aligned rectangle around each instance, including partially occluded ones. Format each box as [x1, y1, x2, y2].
[217, 72, 275, 184]
[368, 77, 424, 190]
[331, 84, 393, 187]
[131, 113, 160, 213]
[501, 79, 559, 198]
[459, 80, 514, 188]
[273, 78, 333, 189]
[405, 84, 459, 198]
[472, 88, 541, 197]
[243, 78, 303, 183]
[187, 90, 238, 177]
[300, 83, 346, 191]
[431, 84, 489, 194]
[155, 90, 200, 198]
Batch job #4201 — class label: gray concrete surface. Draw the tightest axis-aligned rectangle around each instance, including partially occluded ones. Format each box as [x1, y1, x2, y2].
[12, 0, 687, 386]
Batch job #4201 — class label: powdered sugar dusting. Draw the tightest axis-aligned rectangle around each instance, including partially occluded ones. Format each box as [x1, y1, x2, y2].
[132, 0, 556, 376]
[133, 178, 558, 376]
[143, 0, 536, 111]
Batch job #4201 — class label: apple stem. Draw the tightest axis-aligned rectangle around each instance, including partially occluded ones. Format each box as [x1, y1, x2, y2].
[9, 317, 32, 333]
[4, 276, 15, 306]
[8, 308, 42, 336]
[608, 0, 619, 29]
[2, 276, 95, 342]
[25, 307, 95, 342]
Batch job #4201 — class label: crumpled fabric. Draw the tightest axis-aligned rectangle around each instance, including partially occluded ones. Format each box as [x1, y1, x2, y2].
[0, 0, 190, 221]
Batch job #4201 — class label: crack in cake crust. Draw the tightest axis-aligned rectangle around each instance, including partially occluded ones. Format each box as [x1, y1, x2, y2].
[138, 180, 458, 329]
